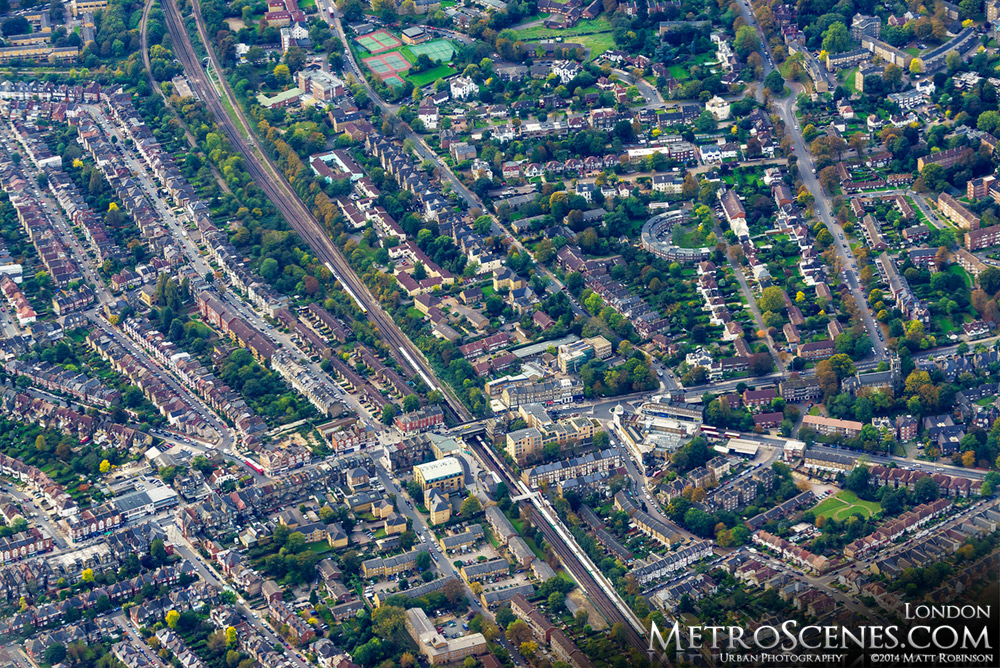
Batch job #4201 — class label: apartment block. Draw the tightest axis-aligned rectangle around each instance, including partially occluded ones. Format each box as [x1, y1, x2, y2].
[801, 415, 863, 438]
[413, 457, 464, 492]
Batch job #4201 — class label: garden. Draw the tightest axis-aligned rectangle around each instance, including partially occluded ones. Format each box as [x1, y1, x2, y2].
[812, 489, 882, 521]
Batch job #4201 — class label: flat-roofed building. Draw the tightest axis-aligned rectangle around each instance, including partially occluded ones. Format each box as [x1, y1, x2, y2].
[413, 457, 464, 492]
[405, 607, 487, 665]
[801, 415, 863, 438]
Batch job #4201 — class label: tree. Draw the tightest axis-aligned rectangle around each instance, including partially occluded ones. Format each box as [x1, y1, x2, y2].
[883, 64, 902, 90]
[757, 286, 786, 313]
[1, 17, 30, 36]
[44, 644, 67, 665]
[35, 435, 47, 452]
[828, 353, 856, 379]
[382, 404, 398, 424]
[734, 25, 761, 59]
[166, 610, 180, 629]
[979, 267, 1000, 294]
[506, 619, 532, 644]
[372, 605, 407, 639]
[207, 631, 228, 654]
[151, 538, 167, 565]
[416, 551, 432, 570]
[402, 394, 420, 413]
[610, 622, 627, 647]
[461, 494, 482, 515]
[99, 459, 111, 474]
[81, 568, 94, 583]
[910, 59, 923, 75]
[496, 607, 515, 628]
[844, 467, 871, 496]
[818, 165, 840, 193]
[914, 476, 939, 503]
[821, 22, 850, 53]
[764, 70, 784, 94]
[226, 626, 237, 647]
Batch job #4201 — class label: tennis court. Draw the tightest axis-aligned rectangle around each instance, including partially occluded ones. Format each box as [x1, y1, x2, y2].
[384, 75, 406, 88]
[363, 51, 411, 80]
[408, 39, 455, 63]
[354, 29, 403, 54]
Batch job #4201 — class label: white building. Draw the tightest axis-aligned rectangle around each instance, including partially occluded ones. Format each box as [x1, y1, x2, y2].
[706, 96, 730, 121]
[450, 77, 479, 100]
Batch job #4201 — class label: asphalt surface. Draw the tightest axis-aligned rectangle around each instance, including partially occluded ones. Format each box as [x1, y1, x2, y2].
[735, 0, 888, 362]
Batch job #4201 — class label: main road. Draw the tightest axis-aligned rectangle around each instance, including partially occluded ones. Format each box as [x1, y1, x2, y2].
[156, 0, 471, 422]
[735, 0, 888, 362]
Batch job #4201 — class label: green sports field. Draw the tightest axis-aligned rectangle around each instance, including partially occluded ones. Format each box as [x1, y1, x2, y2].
[813, 490, 882, 521]
[354, 29, 402, 54]
[407, 39, 456, 63]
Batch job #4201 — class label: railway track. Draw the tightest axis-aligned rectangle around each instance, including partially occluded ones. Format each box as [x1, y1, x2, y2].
[465, 436, 647, 653]
[158, 0, 471, 423]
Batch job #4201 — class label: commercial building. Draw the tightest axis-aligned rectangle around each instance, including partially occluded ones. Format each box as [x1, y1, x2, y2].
[112, 486, 179, 521]
[501, 379, 579, 408]
[558, 339, 594, 373]
[505, 411, 597, 463]
[394, 405, 444, 434]
[413, 457, 464, 492]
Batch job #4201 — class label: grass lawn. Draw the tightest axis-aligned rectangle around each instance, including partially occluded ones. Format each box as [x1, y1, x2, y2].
[668, 64, 690, 81]
[839, 66, 858, 95]
[947, 263, 972, 289]
[298, 0, 317, 10]
[481, 285, 496, 297]
[514, 15, 613, 41]
[905, 47, 921, 56]
[407, 307, 425, 320]
[408, 64, 457, 87]
[308, 541, 333, 555]
[672, 224, 712, 249]
[813, 490, 882, 521]
[933, 314, 959, 334]
[574, 32, 617, 59]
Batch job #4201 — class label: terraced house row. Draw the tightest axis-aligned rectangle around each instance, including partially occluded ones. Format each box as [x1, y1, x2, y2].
[4, 359, 121, 407]
[120, 315, 266, 445]
[86, 330, 215, 438]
